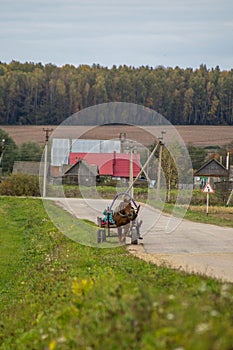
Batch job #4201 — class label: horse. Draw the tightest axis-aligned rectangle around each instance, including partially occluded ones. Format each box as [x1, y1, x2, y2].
[113, 200, 140, 244]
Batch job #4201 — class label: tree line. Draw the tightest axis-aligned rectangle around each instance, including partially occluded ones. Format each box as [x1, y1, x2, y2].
[0, 61, 232, 125]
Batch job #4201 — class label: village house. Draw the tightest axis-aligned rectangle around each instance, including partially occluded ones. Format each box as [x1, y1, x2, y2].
[62, 160, 98, 186]
[69, 151, 140, 179]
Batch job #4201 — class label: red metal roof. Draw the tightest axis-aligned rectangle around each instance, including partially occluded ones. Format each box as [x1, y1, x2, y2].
[69, 152, 140, 177]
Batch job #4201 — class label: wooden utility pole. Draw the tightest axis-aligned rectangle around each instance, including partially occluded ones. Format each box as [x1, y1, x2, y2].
[129, 145, 134, 198]
[0, 138, 5, 176]
[42, 128, 53, 198]
[156, 140, 163, 198]
[156, 130, 166, 199]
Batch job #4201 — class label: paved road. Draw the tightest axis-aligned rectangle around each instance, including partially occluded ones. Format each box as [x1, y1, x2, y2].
[48, 198, 233, 282]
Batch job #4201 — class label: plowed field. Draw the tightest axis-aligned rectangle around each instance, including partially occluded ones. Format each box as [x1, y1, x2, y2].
[1, 125, 233, 147]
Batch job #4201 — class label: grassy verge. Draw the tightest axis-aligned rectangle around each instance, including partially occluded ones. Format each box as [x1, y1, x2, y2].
[158, 202, 233, 228]
[185, 206, 233, 227]
[0, 197, 233, 350]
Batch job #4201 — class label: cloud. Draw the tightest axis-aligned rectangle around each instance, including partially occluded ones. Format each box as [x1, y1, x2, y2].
[0, 0, 232, 69]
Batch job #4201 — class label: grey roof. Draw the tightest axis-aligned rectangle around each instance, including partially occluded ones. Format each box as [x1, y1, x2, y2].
[194, 158, 228, 177]
[63, 159, 98, 176]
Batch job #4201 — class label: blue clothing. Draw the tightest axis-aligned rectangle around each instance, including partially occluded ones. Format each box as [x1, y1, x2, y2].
[102, 208, 115, 224]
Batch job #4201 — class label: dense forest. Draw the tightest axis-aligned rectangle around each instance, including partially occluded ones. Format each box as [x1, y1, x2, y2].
[0, 61, 232, 125]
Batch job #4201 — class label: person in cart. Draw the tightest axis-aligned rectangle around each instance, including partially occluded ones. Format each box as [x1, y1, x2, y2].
[101, 206, 115, 225]
[117, 195, 132, 213]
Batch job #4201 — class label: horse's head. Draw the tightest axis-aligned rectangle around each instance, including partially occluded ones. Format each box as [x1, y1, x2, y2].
[113, 202, 140, 227]
[124, 202, 132, 212]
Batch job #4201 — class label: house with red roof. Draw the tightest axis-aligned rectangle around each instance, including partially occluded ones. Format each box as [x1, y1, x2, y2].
[69, 151, 141, 178]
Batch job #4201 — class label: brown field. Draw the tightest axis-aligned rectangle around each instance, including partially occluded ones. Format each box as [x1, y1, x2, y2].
[1, 124, 233, 148]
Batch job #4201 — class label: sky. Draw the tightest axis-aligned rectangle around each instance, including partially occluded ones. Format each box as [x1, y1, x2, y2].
[1, 0, 233, 70]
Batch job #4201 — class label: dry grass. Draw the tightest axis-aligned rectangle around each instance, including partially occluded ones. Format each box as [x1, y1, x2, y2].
[189, 205, 233, 214]
[189, 205, 233, 221]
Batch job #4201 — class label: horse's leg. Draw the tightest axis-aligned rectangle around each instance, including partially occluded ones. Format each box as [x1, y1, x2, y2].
[121, 222, 130, 244]
[117, 226, 122, 243]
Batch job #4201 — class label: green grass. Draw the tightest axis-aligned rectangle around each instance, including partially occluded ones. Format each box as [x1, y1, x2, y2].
[184, 209, 233, 227]
[0, 197, 233, 350]
[159, 202, 233, 228]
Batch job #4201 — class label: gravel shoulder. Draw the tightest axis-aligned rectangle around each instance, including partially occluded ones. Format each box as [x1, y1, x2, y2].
[127, 244, 233, 283]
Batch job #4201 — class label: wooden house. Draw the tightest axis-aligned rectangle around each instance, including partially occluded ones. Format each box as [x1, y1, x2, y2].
[62, 160, 98, 186]
[194, 158, 229, 189]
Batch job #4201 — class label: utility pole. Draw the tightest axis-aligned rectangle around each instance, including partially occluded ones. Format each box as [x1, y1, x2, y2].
[226, 151, 232, 205]
[42, 128, 53, 198]
[0, 139, 5, 176]
[129, 145, 134, 198]
[156, 130, 166, 199]
[126, 141, 137, 199]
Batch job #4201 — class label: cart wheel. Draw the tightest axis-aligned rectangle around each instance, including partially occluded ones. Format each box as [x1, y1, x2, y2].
[97, 230, 101, 243]
[97, 229, 106, 243]
[131, 227, 138, 245]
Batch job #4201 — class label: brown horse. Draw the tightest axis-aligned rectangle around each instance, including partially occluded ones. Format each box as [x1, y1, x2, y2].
[113, 201, 140, 244]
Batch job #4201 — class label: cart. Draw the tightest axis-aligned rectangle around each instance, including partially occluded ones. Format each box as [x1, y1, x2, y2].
[97, 192, 143, 245]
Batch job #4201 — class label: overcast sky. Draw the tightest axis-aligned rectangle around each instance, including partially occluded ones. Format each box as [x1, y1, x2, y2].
[1, 0, 232, 70]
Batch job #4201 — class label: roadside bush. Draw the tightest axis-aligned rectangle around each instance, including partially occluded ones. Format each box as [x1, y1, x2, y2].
[191, 189, 228, 206]
[0, 174, 40, 196]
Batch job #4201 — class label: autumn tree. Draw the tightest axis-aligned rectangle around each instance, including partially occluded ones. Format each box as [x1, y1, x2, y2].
[0, 61, 232, 126]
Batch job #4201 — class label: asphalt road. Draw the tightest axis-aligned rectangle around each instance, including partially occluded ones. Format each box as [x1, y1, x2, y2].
[48, 198, 233, 283]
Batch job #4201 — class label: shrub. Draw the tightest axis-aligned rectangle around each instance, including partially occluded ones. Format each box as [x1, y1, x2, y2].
[0, 174, 40, 196]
